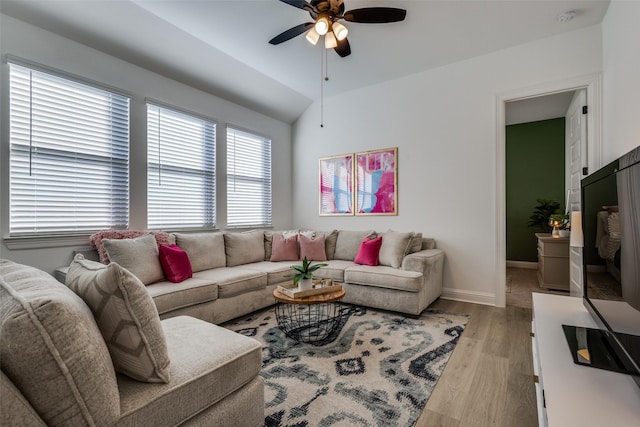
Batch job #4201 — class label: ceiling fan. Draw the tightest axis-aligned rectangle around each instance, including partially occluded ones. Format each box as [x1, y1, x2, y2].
[268, 0, 407, 57]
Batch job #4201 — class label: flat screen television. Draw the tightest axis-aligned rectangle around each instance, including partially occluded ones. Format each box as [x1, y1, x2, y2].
[562, 144, 640, 388]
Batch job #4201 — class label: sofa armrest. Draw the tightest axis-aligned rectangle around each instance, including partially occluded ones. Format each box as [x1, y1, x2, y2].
[401, 249, 444, 303]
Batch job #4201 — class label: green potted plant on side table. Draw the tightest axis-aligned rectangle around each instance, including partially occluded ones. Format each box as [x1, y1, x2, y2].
[287, 257, 328, 291]
[549, 213, 570, 237]
[528, 198, 561, 233]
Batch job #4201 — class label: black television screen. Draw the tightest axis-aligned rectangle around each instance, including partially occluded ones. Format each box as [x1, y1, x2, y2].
[572, 145, 640, 386]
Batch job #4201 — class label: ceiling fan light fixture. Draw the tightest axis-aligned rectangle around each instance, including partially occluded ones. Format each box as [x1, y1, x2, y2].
[315, 16, 330, 35]
[332, 22, 348, 41]
[305, 27, 320, 45]
[324, 31, 337, 49]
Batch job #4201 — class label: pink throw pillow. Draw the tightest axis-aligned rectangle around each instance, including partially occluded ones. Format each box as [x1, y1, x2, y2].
[354, 236, 383, 266]
[159, 244, 193, 283]
[299, 234, 327, 261]
[270, 234, 299, 261]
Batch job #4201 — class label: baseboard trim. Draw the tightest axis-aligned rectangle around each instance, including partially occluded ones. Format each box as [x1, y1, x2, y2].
[441, 288, 496, 306]
[506, 260, 538, 269]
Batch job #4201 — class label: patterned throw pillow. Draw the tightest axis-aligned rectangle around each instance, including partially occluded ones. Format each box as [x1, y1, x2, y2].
[354, 236, 383, 266]
[66, 254, 171, 383]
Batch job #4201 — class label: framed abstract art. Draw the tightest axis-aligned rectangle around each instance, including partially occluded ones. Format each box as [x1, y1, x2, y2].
[319, 153, 354, 216]
[355, 147, 398, 216]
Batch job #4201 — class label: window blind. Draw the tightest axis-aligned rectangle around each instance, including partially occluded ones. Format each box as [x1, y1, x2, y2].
[227, 127, 272, 227]
[147, 104, 216, 229]
[8, 62, 130, 236]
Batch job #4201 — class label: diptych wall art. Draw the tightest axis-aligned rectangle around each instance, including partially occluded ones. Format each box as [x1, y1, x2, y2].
[355, 147, 398, 216]
[319, 147, 397, 216]
[318, 153, 354, 216]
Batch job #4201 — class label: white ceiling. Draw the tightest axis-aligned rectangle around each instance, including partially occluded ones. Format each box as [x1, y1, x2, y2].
[506, 91, 576, 126]
[1, 0, 610, 123]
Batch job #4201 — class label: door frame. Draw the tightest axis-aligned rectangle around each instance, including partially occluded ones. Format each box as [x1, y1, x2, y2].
[494, 74, 602, 308]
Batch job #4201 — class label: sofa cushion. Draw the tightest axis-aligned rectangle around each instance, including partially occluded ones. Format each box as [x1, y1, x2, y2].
[193, 267, 267, 298]
[0, 371, 46, 426]
[117, 316, 262, 426]
[146, 277, 218, 315]
[408, 232, 423, 253]
[102, 233, 165, 285]
[378, 229, 413, 268]
[344, 265, 423, 292]
[90, 230, 174, 264]
[0, 259, 120, 426]
[242, 261, 292, 286]
[334, 230, 375, 261]
[354, 236, 383, 266]
[299, 233, 327, 261]
[314, 260, 356, 282]
[159, 244, 193, 283]
[224, 230, 265, 267]
[270, 233, 299, 261]
[174, 232, 226, 272]
[66, 254, 171, 383]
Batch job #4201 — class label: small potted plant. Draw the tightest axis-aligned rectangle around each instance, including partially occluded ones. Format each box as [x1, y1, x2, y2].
[286, 257, 328, 291]
[528, 199, 561, 232]
[549, 213, 570, 237]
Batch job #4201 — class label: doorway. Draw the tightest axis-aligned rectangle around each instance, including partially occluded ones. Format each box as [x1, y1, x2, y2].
[494, 74, 602, 308]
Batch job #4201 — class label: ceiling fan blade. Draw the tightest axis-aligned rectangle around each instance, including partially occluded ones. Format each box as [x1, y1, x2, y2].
[334, 38, 351, 57]
[278, 0, 315, 12]
[269, 22, 314, 45]
[343, 7, 407, 23]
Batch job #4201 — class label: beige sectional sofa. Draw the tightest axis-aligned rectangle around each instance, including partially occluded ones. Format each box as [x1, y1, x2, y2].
[56, 228, 445, 322]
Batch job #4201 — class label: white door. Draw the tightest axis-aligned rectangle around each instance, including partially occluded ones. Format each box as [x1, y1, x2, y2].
[566, 89, 587, 296]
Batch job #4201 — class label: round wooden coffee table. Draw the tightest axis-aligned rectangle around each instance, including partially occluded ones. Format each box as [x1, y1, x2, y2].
[272, 288, 346, 345]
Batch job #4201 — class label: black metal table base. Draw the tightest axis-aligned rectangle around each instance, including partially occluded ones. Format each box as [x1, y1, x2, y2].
[274, 301, 345, 345]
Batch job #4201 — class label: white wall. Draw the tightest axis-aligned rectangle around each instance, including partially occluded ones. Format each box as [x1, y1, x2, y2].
[292, 25, 603, 305]
[602, 0, 640, 163]
[0, 15, 292, 273]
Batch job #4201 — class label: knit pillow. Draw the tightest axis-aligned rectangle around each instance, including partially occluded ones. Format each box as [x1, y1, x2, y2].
[66, 254, 171, 383]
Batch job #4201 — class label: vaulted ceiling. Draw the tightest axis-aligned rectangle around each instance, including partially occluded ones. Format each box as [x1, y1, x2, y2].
[1, 0, 610, 123]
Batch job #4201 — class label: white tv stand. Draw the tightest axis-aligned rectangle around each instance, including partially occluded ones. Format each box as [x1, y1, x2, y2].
[531, 293, 640, 426]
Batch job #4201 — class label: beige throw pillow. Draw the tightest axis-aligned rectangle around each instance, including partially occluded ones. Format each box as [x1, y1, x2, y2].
[378, 229, 413, 268]
[102, 233, 164, 285]
[66, 254, 171, 383]
[175, 232, 226, 272]
[334, 230, 376, 261]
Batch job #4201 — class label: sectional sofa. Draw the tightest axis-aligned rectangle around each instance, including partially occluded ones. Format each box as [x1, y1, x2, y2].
[56, 228, 445, 322]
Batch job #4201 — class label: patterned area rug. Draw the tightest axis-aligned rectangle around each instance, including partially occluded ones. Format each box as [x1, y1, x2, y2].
[225, 305, 469, 427]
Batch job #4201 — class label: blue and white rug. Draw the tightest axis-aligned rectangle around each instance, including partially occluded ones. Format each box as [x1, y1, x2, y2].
[226, 305, 469, 427]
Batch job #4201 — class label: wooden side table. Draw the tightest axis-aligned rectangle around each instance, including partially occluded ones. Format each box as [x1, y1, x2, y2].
[272, 288, 346, 345]
[535, 233, 570, 291]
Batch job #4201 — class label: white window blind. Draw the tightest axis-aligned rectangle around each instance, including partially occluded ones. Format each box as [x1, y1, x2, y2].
[8, 62, 130, 236]
[147, 104, 216, 229]
[227, 127, 272, 227]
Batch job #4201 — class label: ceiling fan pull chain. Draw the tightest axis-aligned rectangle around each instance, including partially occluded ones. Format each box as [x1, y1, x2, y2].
[320, 43, 324, 128]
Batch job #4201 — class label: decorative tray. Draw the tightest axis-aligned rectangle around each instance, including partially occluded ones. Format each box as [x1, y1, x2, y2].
[276, 282, 342, 298]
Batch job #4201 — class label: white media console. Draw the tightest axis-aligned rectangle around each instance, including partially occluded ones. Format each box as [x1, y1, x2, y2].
[531, 293, 640, 426]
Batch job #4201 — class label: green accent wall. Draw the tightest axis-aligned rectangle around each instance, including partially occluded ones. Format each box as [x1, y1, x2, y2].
[506, 118, 566, 262]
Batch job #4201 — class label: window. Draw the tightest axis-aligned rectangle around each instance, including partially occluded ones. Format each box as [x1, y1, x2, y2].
[227, 127, 272, 227]
[8, 61, 130, 236]
[147, 103, 216, 229]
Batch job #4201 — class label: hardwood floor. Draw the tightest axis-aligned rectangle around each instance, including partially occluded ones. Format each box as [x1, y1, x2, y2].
[416, 271, 541, 427]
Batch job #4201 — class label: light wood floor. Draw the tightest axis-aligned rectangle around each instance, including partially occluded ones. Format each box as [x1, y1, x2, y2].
[415, 271, 540, 426]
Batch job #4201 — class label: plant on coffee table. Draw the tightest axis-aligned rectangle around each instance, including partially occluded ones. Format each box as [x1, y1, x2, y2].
[287, 257, 328, 290]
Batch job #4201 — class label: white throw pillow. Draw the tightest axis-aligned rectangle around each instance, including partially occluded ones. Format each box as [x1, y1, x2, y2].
[378, 229, 413, 268]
